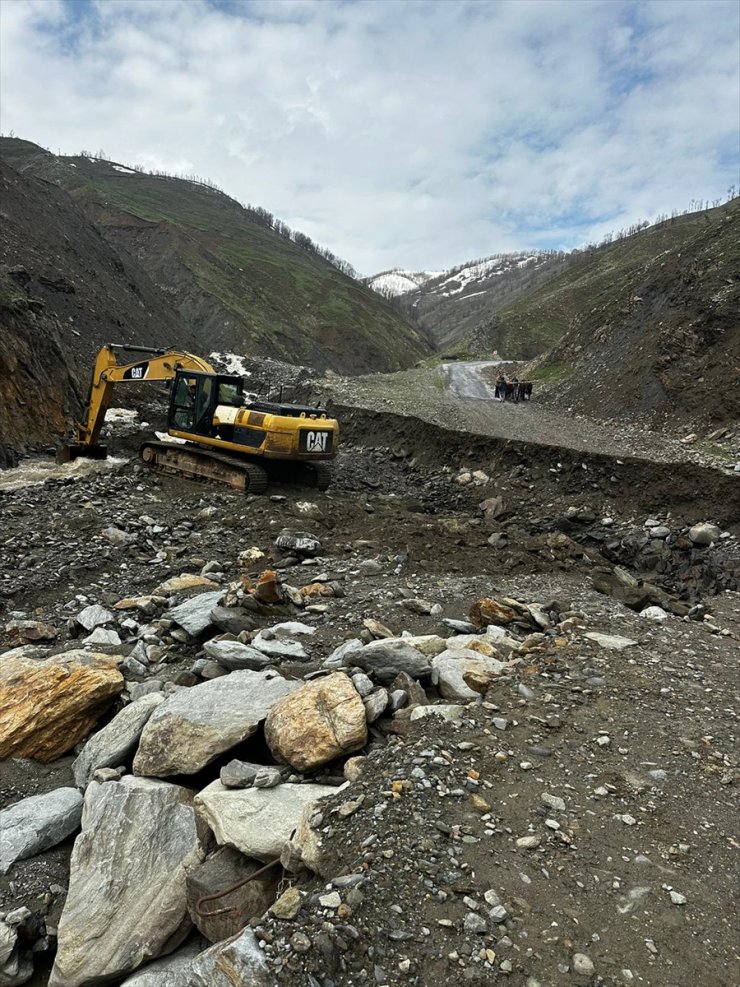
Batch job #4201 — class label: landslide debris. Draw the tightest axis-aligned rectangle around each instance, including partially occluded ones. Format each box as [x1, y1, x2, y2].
[0, 429, 738, 987]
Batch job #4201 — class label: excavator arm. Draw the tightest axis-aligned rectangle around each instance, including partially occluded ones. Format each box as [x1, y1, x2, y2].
[58, 344, 216, 462]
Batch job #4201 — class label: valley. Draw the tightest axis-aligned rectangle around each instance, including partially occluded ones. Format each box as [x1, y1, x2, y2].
[0, 136, 738, 987]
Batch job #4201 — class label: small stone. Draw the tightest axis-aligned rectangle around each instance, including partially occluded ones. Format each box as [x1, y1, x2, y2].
[572, 953, 594, 977]
[318, 891, 341, 909]
[464, 912, 487, 933]
[669, 890, 686, 905]
[516, 835, 541, 850]
[271, 886, 303, 919]
[290, 931, 311, 953]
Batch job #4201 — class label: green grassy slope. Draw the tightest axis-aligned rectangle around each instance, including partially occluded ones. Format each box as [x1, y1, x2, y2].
[520, 199, 740, 425]
[483, 204, 736, 361]
[0, 139, 431, 374]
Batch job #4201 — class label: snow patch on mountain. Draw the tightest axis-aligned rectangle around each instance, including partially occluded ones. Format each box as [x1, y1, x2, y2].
[367, 269, 443, 296]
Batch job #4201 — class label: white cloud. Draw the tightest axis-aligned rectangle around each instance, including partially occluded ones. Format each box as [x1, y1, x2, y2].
[0, 0, 737, 273]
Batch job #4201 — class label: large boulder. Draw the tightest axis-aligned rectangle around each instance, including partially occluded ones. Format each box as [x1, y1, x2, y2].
[265, 672, 367, 772]
[194, 781, 338, 861]
[688, 522, 721, 546]
[0, 651, 123, 762]
[73, 693, 165, 789]
[0, 788, 83, 874]
[49, 777, 209, 987]
[189, 928, 271, 987]
[350, 639, 431, 683]
[431, 649, 506, 701]
[133, 670, 300, 777]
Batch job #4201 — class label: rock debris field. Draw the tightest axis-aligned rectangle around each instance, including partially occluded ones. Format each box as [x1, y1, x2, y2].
[0, 419, 739, 987]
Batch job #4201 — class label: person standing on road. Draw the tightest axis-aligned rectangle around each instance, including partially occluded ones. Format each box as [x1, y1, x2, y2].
[495, 373, 507, 401]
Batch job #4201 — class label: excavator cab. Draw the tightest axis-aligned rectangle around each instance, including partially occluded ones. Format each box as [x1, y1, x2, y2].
[168, 370, 243, 436]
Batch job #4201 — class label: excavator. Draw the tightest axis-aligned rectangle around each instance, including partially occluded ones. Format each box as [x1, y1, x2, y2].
[58, 344, 339, 492]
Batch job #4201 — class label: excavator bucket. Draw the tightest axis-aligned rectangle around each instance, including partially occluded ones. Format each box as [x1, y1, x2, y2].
[56, 443, 108, 465]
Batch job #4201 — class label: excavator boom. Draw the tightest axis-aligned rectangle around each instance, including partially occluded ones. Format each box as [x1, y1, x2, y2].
[58, 344, 215, 462]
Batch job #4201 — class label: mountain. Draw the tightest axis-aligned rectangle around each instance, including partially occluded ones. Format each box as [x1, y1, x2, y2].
[368, 252, 568, 356]
[365, 269, 442, 296]
[522, 199, 740, 426]
[0, 157, 202, 463]
[0, 138, 432, 375]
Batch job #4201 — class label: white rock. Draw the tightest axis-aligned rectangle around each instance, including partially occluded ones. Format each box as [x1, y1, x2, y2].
[194, 781, 337, 861]
[688, 522, 721, 546]
[584, 632, 637, 650]
[410, 704, 466, 722]
[431, 649, 505, 701]
[572, 952, 595, 976]
[76, 604, 114, 631]
[83, 627, 122, 646]
[640, 606, 668, 621]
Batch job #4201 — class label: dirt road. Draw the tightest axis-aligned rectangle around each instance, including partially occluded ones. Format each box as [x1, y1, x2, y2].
[442, 360, 501, 400]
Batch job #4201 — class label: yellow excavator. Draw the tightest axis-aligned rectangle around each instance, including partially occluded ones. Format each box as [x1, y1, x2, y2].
[58, 344, 339, 492]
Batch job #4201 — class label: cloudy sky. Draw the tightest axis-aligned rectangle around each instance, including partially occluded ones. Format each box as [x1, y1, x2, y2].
[1, 0, 738, 274]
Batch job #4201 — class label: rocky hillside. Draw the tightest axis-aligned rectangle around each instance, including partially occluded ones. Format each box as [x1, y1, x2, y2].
[522, 199, 740, 426]
[0, 159, 201, 464]
[0, 138, 431, 375]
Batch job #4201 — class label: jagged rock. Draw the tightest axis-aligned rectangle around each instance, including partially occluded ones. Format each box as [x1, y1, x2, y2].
[49, 777, 209, 987]
[274, 531, 322, 557]
[202, 640, 271, 671]
[265, 672, 367, 771]
[280, 794, 342, 877]
[163, 590, 224, 637]
[188, 927, 271, 987]
[134, 670, 299, 777]
[209, 606, 258, 636]
[4, 619, 57, 642]
[219, 759, 259, 789]
[0, 788, 83, 874]
[153, 574, 217, 595]
[0, 650, 123, 762]
[323, 638, 364, 668]
[76, 604, 114, 631]
[82, 627, 122, 647]
[118, 939, 206, 986]
[469, 597, 519, 627]
[73, 693, 165, 789]
[688, 522, 721, 546]
[350, 638, 431, 683]
[0, 913, 33, 986]
[187, 847, 280, 943]
[399, 634, 447, 656]
[363, 688, 389, 723]
[431, 649, 506, 701]
[194, 781, 337, 861]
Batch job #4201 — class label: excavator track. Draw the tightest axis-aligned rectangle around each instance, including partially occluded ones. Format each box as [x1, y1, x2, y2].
[139, 441, 269, 494]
